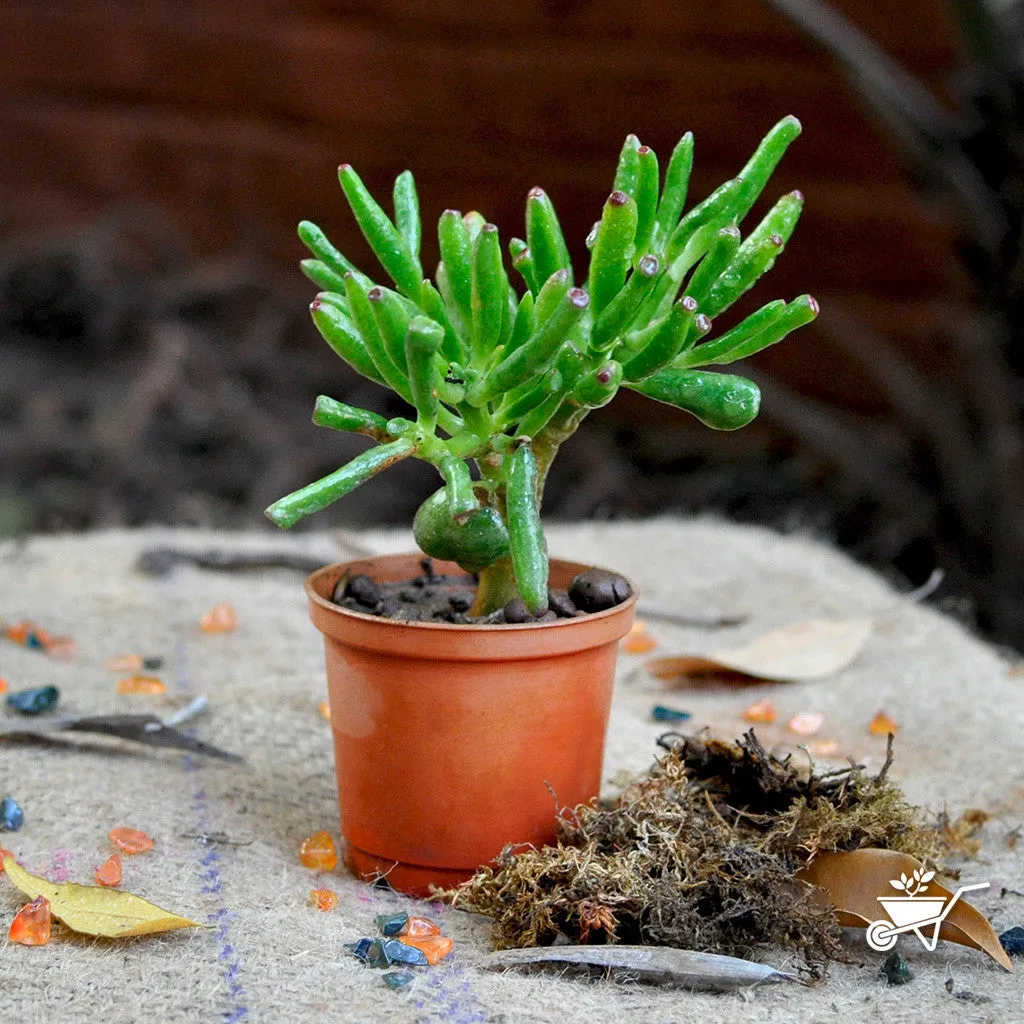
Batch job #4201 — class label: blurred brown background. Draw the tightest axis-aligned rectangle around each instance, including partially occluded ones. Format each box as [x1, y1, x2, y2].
[5, 0, 1022, 644]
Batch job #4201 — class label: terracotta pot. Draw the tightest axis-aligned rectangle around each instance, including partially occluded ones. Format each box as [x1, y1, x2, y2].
[305, 553, 637, 896]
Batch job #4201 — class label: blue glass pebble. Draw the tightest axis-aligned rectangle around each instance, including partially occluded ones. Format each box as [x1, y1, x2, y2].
[1000, 926, 1024, 954]
[382, 971, 415, 990]
[366, 938, 392, 968]
[24, 632, 44, 649]
[376, 911, 409, 936]
[383, 939, 428, 966]
[1, 796, 24, 831]
[651, 705, 691, 723]
[344, 937, 373, 962]
[7, 685, 60, 715]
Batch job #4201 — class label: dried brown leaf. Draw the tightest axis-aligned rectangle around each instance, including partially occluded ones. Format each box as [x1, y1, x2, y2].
[648, 618, 873, 684]
[798, 848, 1012, 971]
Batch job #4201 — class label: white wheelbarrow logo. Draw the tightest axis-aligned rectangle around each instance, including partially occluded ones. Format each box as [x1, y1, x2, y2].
[866, 866, 989, 952]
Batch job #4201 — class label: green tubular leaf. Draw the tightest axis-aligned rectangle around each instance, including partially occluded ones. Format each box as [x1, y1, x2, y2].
[592, 253, 662, 350]
[511, 242, 540, 295]
[621, 298, 705, 382]
[588, 191, 638, 317]
[470, 287, 589, 405]
[463, 211, 486, 243]
[405, 316, 444, 429]
[674, 299, 785, 368]
[686, 226, 742, 305]
[525, 187, 573, 286]
[300, 259, 348, 294]
[309, 298, 387, 386]
[514, 388, 565, 436]
[437, 451, 478, 519]
[438, 209, 474, 326]
[500, 369, 560, 425]
[368, 285, 412, 375]
[338, 163, 423, 299]
[634, 222, 721, 327]
[298, 220, 360, 279]
[732, 115, 802, 223]
[419, 279, 466, 363]
[392, 170, 421, 259]
[612, 134, 642, 197]
[702, 190, 804, 319]
[665, 177, 743, 265]
[652, 133, 693, 252]
[265, 437, 416, 528]
[633, 145, 660, 257]
[312, 395, 389, 440]
[471, 224, 507, 363]
[570, 359, 623, 409]
[533, 268, 572, 325]
[680, 295, 819, 368]
[343, 274, 411, 401]
[508, 291, 535, 354]
[629, 368, 761, 430]
[506, 442, 548, 613]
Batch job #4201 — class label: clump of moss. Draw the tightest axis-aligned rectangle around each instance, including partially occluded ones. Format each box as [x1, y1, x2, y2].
[448, 731, 938, 965]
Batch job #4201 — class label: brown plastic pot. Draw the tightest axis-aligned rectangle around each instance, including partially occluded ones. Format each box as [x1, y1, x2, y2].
[305, 553, 637, 897]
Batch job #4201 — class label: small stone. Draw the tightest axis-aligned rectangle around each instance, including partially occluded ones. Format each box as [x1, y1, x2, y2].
[94, 853, 123, 887]
[142, 656, 164, 671]
[366, 938, 392, 967]
[298, 830, 338, 871]
[7, 685, 59, 715]
[399, 934, 454, 964]
[376, 597, 401, 618]
[310, 888, 338, 911]
[9, 896, 51, 945]
[502, 599, 535, 624]
[382, 938, 429, 966]
[1, 796, 25, 831]
[401, 916, 441, 937]
[537, 610, 558, 622]
[336, 574, 378, 607]
[879, 951, 913, 985]
[382, 971, 415, 990]
[999, 925, 1024, 954]
[420, 558, 438, 580]
[448, 591, 473, 612]
[568, 569, 632, 613]
[547, 589, 578, 618]
[199, 602, 238, 633]
[376, 912, 409, 936]
[109, 827, 154, 854]
[650, 705, 691, 723]
[398, 587, 423, 603]
[116, 675, 167, 695]
[344, 937, 373, 962]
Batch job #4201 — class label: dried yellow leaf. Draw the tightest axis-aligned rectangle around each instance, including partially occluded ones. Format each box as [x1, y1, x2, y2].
[2, 856, 203, 938]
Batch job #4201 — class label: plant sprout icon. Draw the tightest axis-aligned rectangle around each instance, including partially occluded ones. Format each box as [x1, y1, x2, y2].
[889, 868, 935, 898]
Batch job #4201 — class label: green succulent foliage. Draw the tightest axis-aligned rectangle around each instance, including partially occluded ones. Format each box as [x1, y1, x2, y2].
[266, 116, 819, 613]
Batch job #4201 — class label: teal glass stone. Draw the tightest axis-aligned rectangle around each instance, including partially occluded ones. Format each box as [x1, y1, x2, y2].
[382, 939, 428, 966]
[7, 686, 59, 715]
[1, 796, 24, 831]
[382, 971, 415, 990]
[376, 912, 409, 936]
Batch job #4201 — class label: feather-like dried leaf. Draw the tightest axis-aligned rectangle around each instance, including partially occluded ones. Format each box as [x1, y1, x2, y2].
[647, 618, 873, 683]
[2, 856, 203, 938]
[481, 944, 801, 990]
[798, 848, 1012, 971]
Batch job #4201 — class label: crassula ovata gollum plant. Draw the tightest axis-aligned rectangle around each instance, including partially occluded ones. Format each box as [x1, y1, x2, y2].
[265, 115, 818, 616]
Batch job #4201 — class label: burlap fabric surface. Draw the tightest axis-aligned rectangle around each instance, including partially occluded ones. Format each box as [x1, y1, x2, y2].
[1, 519, 1021, 1023]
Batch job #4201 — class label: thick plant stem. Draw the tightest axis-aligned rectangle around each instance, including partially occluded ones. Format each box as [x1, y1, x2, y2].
[532, 403, 589, 501]
[471, 555, 521, 616]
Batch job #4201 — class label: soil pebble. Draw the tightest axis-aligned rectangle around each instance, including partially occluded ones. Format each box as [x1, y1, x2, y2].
[338, 574, 380, 608]
[547, 588, 579, 618]
[568, 569, 632, 612]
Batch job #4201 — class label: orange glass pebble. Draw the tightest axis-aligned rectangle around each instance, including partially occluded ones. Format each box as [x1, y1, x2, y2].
[869, 710, 900, 735]
[0, 847, 14, 870]
[398, 934, 454, 965]
[9, 896, 51, 945]
[95, 853, 123, 887]
[621, 621, 657, 654]
[6, 622, 31, 645]
[45, 636, 77, 659]
[742, 699, 777, 724]
[0, 678, 7, 694]
[309, 887, 338, 911]
[109, 827, 154, 855]
[200, 603, 238, 633]
[116, 675, 167, 695]
[318, 701, 331, 722]
[787, 711, 825, 736]
[107, 654, 145, 672]
[299, 831, 338, 871]
[401, 916, 442, 937]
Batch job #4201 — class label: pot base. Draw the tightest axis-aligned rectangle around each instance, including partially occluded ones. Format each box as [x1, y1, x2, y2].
[345, 844, 476, 898]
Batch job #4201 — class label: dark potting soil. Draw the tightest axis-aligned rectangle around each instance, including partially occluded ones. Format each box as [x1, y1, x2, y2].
[331, 558, 631, 624]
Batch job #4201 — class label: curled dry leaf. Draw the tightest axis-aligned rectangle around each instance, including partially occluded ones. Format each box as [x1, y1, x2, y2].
[481, 944, 801, 990]
[648, 618, 873, 684]
[2, 856, 203, 939]
[798, 848, 1012, 971]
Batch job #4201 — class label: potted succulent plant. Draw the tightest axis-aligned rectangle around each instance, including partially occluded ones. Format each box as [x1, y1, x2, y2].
[266, 115, 817, 895]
